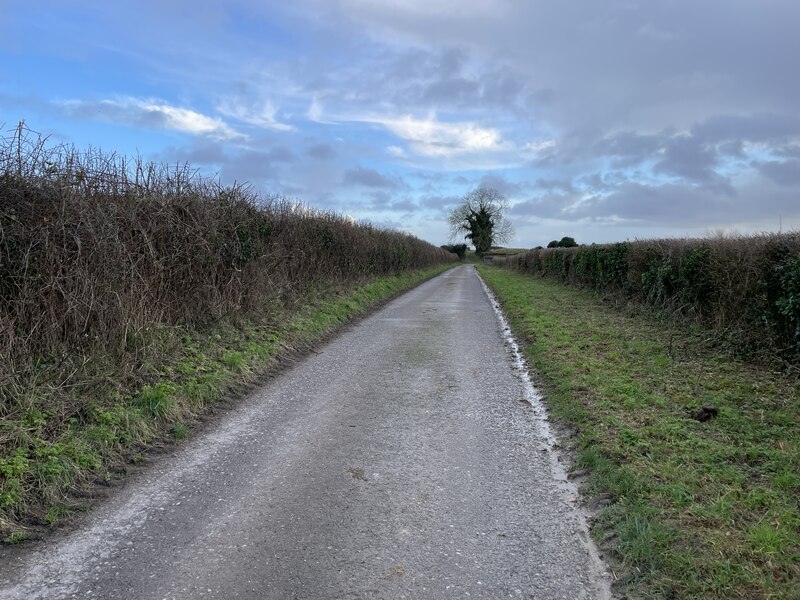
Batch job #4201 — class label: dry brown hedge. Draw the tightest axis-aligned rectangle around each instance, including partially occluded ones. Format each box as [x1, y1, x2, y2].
[495, 234, 800, 361]
[0, 126, 455, 374]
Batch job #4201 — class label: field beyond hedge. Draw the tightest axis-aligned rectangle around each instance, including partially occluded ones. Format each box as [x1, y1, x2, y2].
[0, 128, 455, 539]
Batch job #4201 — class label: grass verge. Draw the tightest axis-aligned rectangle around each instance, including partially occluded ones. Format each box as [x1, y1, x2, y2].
[477, 265, 799, 600]
[0, 264, 453, 542]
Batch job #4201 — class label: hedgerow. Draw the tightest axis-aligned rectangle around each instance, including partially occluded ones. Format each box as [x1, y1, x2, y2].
[0, 125, 454, 536]
[0, 126, 452, 365]
[496, 235, 800, 361]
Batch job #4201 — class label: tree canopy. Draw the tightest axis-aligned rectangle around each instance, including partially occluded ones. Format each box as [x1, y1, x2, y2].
[440, 243, 468, 260]
[548, 236, 578, 248]
[448, 188, 514, 255]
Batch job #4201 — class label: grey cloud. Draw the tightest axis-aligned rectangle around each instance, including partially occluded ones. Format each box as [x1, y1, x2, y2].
[417, 63, 526, 111]
[478, 173, 523, 196]
[61, 99, 153, 127]
[510, 193, 578, 220]
[367, 190, 394, 208]
[421, 77, 481, 105]
[536, 114, 800, 198]
[342, 166, 400, 189]
[156, 142, 228, 166]
[536, 178, 575, 194]
[264, 146, 296, 163]
[717, 140, 745, 159]
[584, 182, 796, 227]
[778, 145, 800, 159]
[413, 171, 447, 182]
[154, 139, 295, 185]
[653, 135, 719, 183]
[594, 131, 664, 168]
[419, 194, 460, 210]
[303, 43, 532, 119]
[390, 199, 418, 212]
[581, 115, 800, 173]
[580, 171, 636, 192]
[584, 184, 733, 225]
[307, 143, 335, 159]
[509, 172, 800, 228]
[364, 193, 418, 213]
[220, 149, 279, 183]
[691, 113, 800, 145]
[756, 160, 800, 187]
[319, 0, 800, 136]
[576, 174, 605, 193]
[537, 128, 669, 170]
[526, 88, 556, 108]
[390, 47, 504, 110]
[481, 67, 526, 106]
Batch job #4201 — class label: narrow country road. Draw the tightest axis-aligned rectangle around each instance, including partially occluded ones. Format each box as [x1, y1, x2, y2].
[0, 265, 610, 600]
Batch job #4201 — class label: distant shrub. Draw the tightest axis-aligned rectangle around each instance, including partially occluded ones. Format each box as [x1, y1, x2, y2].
[545, 237, 578, 248]
[498, 234, 800, 361]
[441, 243, 468, 260]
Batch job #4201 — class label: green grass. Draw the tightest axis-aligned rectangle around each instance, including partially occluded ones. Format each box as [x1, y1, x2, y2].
[484, 247, 528, 255]
[477, 265, 800, 600]
[172, 423, 189, 442]
[2, 531, 28, 544]
[0, 264, 454, 539]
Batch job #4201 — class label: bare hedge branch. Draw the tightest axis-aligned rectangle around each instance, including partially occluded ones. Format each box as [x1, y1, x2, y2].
[0, 125, 455, 373]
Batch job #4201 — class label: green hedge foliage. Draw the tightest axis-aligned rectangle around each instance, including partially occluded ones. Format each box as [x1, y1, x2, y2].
[497, 236, 800, 360]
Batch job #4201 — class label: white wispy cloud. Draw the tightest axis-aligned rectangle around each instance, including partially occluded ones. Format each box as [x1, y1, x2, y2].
[380, 115, 502, 156]
[357, 114, 503, 157]
[521, 139, 557, 156]
[306, 97, 339, 125]
[59, 96, 244, 140]
[216, 98, 295, 132]
[303, 103, 507, 160]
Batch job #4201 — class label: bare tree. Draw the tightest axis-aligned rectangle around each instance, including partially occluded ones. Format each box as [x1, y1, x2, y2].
[448, 187, 514, 255]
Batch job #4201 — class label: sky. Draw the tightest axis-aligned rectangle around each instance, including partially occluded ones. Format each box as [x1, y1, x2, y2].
[2, 0, 799, 247]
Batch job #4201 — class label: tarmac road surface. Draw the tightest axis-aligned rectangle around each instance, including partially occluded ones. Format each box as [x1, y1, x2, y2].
[0, 265, 610, 600]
